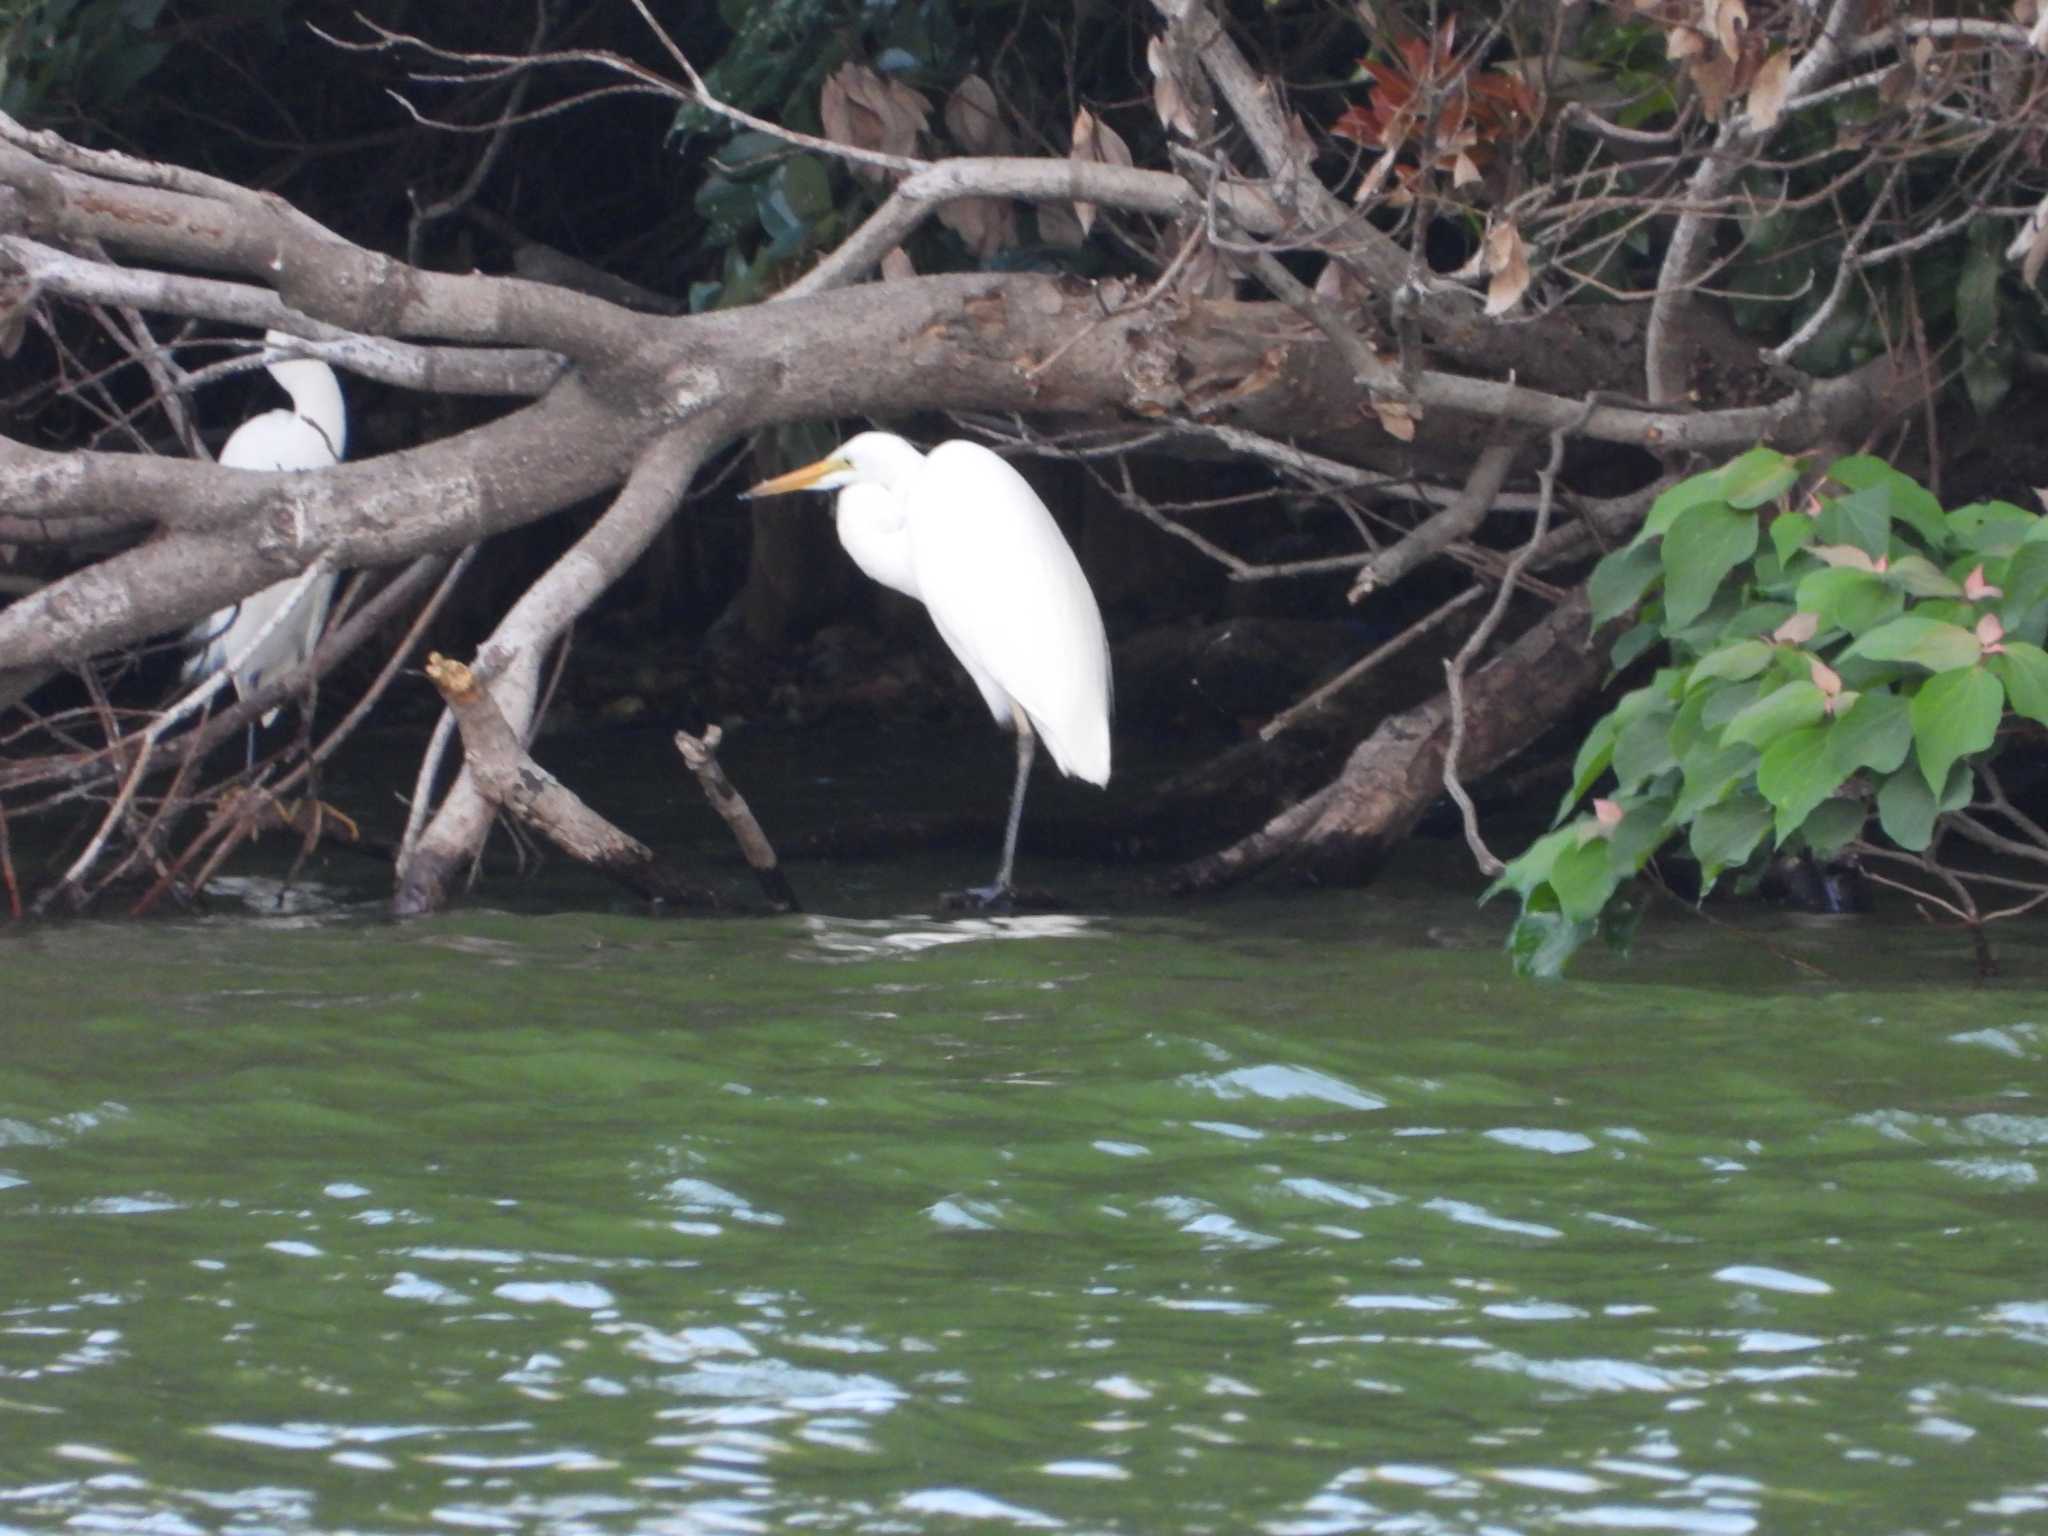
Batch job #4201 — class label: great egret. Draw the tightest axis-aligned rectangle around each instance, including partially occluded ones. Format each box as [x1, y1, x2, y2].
[183, 333, 347, 731]
[745, 432, 1111, 902]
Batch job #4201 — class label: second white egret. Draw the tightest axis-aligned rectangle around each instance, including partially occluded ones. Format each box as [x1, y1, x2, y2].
[183, 332, 347, 732]
[745, 431, 1111, 903]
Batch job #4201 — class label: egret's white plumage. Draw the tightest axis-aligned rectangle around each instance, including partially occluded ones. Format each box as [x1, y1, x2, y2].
[745, 430, 1111, 898]
[182, 334, 346, 728]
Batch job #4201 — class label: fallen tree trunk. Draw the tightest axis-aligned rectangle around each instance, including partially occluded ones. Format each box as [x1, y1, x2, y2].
[1170, 589, 1609, 892]
[424, 652, 716, 909]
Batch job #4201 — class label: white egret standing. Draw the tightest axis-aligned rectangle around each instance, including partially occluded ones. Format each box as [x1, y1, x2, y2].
[745, 432, 1111, 903]
[183, 333, 347, 735]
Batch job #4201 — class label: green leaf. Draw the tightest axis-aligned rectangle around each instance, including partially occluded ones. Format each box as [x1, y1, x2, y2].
[1662, 502, 1758, 629]
[1876, 767, 1936, 850]
[2001, 540, 2048, 618]
[1690, 793, 1774, 887]
[1756, 724, 1843, 844]
[1770, 512, 1818, 564]
[1506, 910, 1594, 980]
[1687, 639, 1775, 689]
[1991, 640, 2048, 727]
[1844, 615, 1983, 672]
[1938, 756, 1975, 814]
[780, 155, 834, 218]
[1612, 708, 1678, 795]
[1608, 797, 1676, 872]
[1635, 470, 1731, 548]
[1910, 665, 2003, 793]
[1589, 539, 1665, 626]
[1717, 446, 1802, 509]
[1816, 483, 1893, 560]
[1825, 455, 1948, 547]
[1794, 566, 1898, 635]
[1732, 602, 1799, 639]
[1549, 834, 1622, 924]
[1824, 690, 1912, 776]
[1948, 501, 2037, 557]
[1673, 739, 1757, 821]
[1559, 712, 1621, 819]
[1492, 825, 1579, 898]
[1884, 555, 1963, 598]
[1608, 620, 1663, 675]
[1722, 680, 1827, 750]
[1800, 796, 1867, 856]
[1958, 236, 2000, 348]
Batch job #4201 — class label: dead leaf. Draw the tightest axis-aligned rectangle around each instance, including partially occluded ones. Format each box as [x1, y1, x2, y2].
[1746, 49, 1791, 131]
[1704, 0, 1748, 61]
[880, 247, 916, 282]
[944, 74, 1009, 154]
[1038, 202, 1085, 248]
[1965, 564, 2005, 601]
[1807, 543, 1882, 572]
[1147, 35, 1203, 139]
[1452, 150, 1482, 187]
[1483, 221, 1530, 316]
[820, 63, 929, 183]
[933, 78, 1018, 260]
[1069, 107, 1133, 238]
[1689, 50, 1738, 120]
[1773, 610, 1820, 645]
[1371, 396, 1418, 441]
[1810, 658, 1842, 697]
[2011, 207, 2048, 287]
[1978, 612, 2008, 653]
[1667, 25, 1706, 59]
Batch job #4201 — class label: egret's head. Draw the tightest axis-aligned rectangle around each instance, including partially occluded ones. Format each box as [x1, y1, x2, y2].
[740, 431, 924, 498]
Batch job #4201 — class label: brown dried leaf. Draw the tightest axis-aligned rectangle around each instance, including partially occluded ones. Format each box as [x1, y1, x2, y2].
[1705, 0, 1748, 61]
[937, 197, 1018, 261]
[1069, 107, 1133, 238]
[944, 74, 1010, 155]
[1314, 257, 1363, 304]
[1773, 610, 1821, 645]
[881, 247, 916, 282]
[1667, 25, 1707, 60]
[1690, 50, 1738, 119]
[1483, 221, 1531, 316]
[1746, 49, 1791, 131]
[1372, 396, 1419, 441]
[821, 63, 929, 183]
[1452, 150, 1482, 187]
[1038, 201, 1085, 248]
[1146, 35, 1200, 139]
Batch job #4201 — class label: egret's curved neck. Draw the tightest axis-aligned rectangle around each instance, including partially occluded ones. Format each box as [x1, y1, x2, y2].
[848, 434, 928, 494]
[266, 359, 346, 458]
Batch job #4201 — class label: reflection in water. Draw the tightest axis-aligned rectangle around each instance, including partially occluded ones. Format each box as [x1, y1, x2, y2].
[4, 906, 2048, 1533]
[800, 909, 1101, 959]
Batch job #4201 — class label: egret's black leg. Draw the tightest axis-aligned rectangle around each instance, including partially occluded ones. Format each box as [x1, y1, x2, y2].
[966, 719, 1035, 908]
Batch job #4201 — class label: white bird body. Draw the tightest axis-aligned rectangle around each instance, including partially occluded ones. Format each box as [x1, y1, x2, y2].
[182, 335, 346, 727]
[745, 431, 1112, 898]
[908, 441, 1110, 786]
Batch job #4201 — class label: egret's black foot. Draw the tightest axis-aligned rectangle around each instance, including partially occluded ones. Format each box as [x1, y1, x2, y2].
[940, 883, 1068, 913]
[943, 881, 1015, 914]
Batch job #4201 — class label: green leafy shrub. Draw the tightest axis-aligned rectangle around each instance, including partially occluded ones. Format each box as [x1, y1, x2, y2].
[1493, 447, 2048, 976]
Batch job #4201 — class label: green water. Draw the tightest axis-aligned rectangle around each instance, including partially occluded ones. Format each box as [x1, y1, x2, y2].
[5, 866, 2048, 1533]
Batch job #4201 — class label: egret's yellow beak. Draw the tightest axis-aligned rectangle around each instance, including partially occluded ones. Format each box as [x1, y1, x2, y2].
[740, 455, 847, 499]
